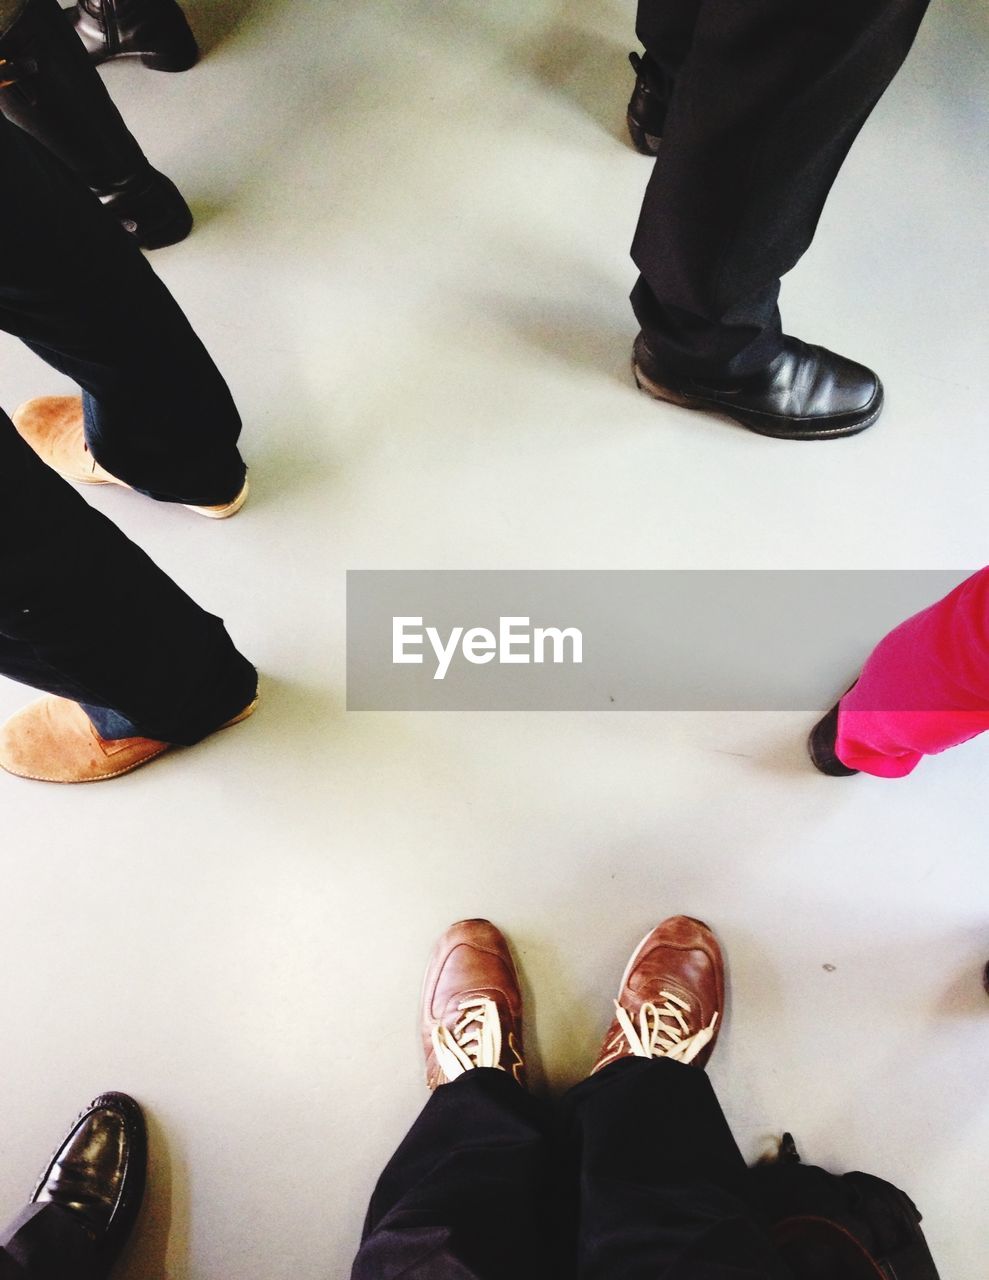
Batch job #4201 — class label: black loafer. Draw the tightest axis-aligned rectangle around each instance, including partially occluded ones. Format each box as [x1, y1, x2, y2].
[627, 51, 666, 156]
[632, 332, 884, 440]
[32, 1092, 147, 1270]
[808, 701, 860, 776]
[98, 167, 194, 250]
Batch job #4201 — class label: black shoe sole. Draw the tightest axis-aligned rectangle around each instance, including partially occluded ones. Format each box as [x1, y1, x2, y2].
[807, 724, 860, 776]
[627, 109, 661, 156]
[139, 47, 199, 71]
[89, 47, 199, 71]
[807, 701, 860, 776]
[632, 353, 884, 441]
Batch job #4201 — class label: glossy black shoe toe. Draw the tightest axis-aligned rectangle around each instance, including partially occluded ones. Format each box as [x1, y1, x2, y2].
[73, 0, 200, 72]
[808, 701, 860, 777]
[632, 333, 884, 441]
[627, 51, 667, 156]
[32, 1092, 147, 1268]
[99, 167, 194, 249]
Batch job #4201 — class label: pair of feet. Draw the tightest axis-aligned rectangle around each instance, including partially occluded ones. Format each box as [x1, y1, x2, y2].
[0, 395, 255, 785]
[627, 53, 882, 442]
[421, 915, 724, 1090]
[5, 920, 716, 1277]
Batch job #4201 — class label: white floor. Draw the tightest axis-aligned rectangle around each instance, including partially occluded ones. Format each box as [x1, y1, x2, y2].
[1, 0, 987, 1275]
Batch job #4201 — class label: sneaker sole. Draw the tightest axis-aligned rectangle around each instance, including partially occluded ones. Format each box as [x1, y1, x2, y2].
[65, 470, 248, 519]
[185, 478, 250, 519]
[632, 356, 884, 441]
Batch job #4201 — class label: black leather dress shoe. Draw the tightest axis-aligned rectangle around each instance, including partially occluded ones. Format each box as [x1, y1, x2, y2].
[627, 51, 666, 156]
[632, 332, 884, 440]
[72, 0, 199, 72]
[0, 0, 193, 248]
[808, 700, 860, 776]
[32, 1092, 147, 1270]
[98, 167, 193, 249]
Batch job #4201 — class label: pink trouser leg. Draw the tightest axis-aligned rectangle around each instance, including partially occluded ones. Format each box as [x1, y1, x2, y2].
[835, 568, 989, 778]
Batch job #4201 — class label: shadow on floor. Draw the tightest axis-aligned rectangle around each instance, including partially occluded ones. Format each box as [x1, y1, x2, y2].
[117, 1107, 184, 1280]
[182, 0, 283, 60]
[474, 284, 635, 390]
[515, 21, 634, 146]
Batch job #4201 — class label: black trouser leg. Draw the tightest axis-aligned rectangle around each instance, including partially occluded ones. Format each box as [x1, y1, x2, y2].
[0, 0, 149, 195]
[0, 0, 192, 249]
[564, 1058, 790, 1280]
[0, 410, 256, 743]
[0, 114, 244, 506]
[352, 1070, 555, 1280]
[0, 1202, 99, 1280]
[631, 0, 931, 377]
[634, 0, 701, 84]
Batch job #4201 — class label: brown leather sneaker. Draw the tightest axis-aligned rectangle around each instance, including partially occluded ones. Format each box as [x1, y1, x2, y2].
[421, 919, 525, 1090]
[12, 396, 249, 518]
[0, 693, 258, 783]
[591, 915, 724, 1074]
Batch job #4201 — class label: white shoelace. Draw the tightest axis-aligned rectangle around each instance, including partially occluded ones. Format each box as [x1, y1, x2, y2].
[610, 991, 718, 1064]
[432, 995, 504, 1079]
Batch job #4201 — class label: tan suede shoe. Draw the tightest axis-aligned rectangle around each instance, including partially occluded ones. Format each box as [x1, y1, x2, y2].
[0, 693, 258, 783]
[11, 396, 249, 518]
[421, 919, 526, 1090]
[591, 915, 724, 1074]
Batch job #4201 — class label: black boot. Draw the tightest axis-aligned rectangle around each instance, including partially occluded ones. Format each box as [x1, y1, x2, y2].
[807, 700, 860, 777]
[0, 0, 192, 248]
[627, 51, 667, 157]
[73, 0, 199, 72]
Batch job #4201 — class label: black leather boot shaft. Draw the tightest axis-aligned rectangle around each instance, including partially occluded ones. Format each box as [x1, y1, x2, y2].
[74, 0, 199, 71]
[0, 0, 192, 246]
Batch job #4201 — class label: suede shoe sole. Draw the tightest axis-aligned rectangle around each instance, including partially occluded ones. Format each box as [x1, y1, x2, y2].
[0, 692, 259, 784]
